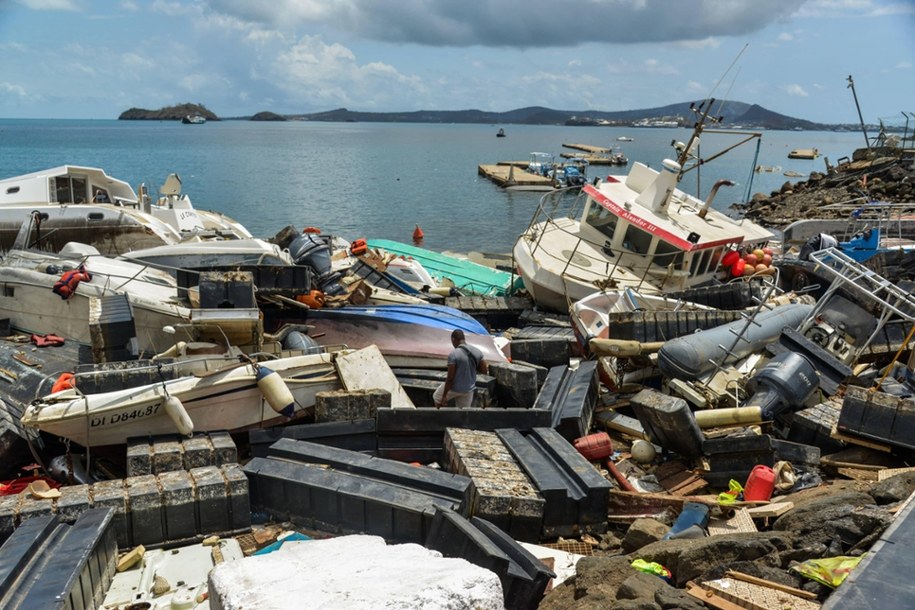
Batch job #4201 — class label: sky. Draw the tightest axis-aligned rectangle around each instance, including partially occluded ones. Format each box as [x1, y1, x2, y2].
[0, 0, 913, 124]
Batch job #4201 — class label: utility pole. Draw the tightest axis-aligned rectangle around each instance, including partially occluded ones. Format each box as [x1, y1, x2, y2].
[846, 75, 871, 153]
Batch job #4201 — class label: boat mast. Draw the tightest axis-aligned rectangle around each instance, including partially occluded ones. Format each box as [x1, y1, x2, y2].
[846, 75, 871, 153]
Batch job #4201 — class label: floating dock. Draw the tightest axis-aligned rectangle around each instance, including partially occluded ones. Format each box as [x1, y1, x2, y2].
[477, 163, 555, 190]
[787, 148, 819, 159]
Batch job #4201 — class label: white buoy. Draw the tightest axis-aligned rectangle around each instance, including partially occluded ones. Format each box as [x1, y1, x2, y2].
[256, 366, 296, 417]
[163, 395, 194, 436]
[630, 439, 657, 464]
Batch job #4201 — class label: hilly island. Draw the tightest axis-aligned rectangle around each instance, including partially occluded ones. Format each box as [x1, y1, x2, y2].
[118, 101, 864, 131]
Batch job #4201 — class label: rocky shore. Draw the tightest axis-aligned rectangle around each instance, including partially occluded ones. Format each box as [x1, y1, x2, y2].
[735, 151, 915, 227]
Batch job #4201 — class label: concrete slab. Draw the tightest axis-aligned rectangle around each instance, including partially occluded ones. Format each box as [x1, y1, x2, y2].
[336, 345, 415, 409]
[208, 534, 504, 610]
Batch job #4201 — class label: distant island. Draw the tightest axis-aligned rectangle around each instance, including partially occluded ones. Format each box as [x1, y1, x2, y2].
[118, 100, 880, 132]
[119, 103, 219, 121]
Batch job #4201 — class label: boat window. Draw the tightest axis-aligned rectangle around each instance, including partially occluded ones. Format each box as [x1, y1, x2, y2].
[585, 203, 618, 240]
[622, 225, 653, 255]
[2, 285, 12, 297]
[5, 187, 19, 194]
[653, 239, 684, 269]
[690, 249, 712, 275]
[708, 247, 723, 272]
[51, 175, 89, 204]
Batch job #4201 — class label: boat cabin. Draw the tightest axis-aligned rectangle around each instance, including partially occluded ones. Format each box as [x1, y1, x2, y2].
[0, 166, 139, 207]
[577, 162, 771, 286]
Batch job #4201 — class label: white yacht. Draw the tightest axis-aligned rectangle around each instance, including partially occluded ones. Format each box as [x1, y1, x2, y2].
[0, 166, 251, 255]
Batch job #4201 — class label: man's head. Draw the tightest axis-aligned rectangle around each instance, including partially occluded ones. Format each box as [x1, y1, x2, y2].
[451, 329, 465, 347]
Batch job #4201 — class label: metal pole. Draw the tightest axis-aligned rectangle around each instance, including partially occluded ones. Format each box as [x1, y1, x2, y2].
[847, 75, 871, 152]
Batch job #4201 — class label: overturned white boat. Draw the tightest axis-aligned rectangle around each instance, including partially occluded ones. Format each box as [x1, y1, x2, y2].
[22, 350, 346, 447]
[0, 166, 251, 254]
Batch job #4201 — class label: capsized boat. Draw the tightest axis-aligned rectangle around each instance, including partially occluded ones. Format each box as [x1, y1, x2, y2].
[512, 99, 776, 313]
[22, 350, 346, 447]
[570, 287, 715, 355]
[0, 166, 250, 254]
[268, 304, 509, 368]
[366, 239, 523, 297]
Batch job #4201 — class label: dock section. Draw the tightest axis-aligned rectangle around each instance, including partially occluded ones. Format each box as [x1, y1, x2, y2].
[477, 163, 556, 190]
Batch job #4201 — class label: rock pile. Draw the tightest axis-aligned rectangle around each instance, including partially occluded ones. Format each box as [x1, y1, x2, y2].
[735, 154, 915, 227]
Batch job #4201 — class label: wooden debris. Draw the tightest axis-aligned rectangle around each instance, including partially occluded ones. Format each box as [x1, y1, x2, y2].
[708, 507, 757, 536]
[821, 446, 901, 470]
[116, 545, 145, 572]
[654, 460, 708, 496]
[877, 466, 915, 481]
[745, 501, 793, 524]
[830, 426, 892, 452]
[703, 576, 821, 610]
[726, 570, 818, 600]
[686, 580, 746, 610]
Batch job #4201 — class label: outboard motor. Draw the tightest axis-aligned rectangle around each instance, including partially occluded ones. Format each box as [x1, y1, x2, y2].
[287, 233, 346, 296]
[743, 351, 819, 420]
[282, 330, 323, 354]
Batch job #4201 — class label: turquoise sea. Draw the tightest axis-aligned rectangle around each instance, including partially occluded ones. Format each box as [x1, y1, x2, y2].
[0, 119, 867, 254]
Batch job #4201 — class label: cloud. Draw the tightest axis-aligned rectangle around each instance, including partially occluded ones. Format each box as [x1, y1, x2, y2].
[0, 82, 29, 97]
[785, 83, 809, 96]
[204, 0, 810, 48]
[14, 0, 79, 10]
[267, 35, 423, 109]
[777, 32, 794, 41]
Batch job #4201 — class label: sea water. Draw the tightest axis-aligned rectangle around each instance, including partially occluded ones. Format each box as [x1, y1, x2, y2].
[0, 119, 867, 254]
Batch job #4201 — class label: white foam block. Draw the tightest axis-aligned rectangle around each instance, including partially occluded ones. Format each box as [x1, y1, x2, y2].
[208, 535, 505, 610]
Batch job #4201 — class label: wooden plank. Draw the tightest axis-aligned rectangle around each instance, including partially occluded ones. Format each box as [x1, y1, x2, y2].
[830, 426, 893, 452]
[878, 466, 915, 481]
[835, 467, 879, 481]
[335, 345, 415, 409]
[686, 581, 747, 610]
[704, 577, 821, 610]
[708, 508, 757, 536]
[745, 501, 793, 519]
[726, 570, 818, 600]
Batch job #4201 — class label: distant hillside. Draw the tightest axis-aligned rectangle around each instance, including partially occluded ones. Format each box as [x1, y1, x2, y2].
[121, 100, 839, 130]
[272, 100, 830, 130]
[119, 103, 218, 121]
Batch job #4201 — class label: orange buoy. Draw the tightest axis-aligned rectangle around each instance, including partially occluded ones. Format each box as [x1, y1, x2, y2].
[412, 224, 424, 242]
[302, 226, 321, 234]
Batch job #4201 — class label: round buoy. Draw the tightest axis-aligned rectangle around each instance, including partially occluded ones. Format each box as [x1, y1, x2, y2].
[256, 366, 296, 418]
[630, 439, 657, 464]
[164, 395, 194, 436]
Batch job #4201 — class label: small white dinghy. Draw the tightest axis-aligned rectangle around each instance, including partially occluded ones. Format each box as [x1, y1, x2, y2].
[22, 350, 346, 447]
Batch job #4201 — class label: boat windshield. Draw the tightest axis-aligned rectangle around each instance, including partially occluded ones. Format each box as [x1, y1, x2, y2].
[52, 174, 89, 204]
[654, 240, 685, 269]
[585, 202, 618, 240]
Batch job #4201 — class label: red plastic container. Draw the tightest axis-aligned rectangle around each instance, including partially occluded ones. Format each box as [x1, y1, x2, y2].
[573, 432, 613, 461]
[743, 465, 776, 501]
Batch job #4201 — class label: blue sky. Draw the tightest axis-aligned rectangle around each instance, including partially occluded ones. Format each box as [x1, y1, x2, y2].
[0, 0, 913, 124]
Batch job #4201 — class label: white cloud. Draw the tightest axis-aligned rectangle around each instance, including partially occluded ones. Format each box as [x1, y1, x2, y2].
[0, 82, 29, 97]
[785, 83, 809, 96]
[677, 37, 722, 50]
[777, 32, 794, 41]
[896, 61, 912, 69]
[14, 0, 79, 10]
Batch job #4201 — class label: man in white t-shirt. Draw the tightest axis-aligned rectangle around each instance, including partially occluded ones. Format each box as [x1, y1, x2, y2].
[434, 329, 487, 408]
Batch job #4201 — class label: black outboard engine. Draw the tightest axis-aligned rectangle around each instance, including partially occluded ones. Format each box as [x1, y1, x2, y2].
[287, 233, 347, 296]
[743, 351, 819, 420]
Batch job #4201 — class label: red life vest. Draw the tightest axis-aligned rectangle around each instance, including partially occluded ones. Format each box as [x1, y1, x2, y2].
[52, 265, 92, 300]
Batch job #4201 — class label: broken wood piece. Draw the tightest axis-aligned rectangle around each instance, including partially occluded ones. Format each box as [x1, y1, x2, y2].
[830, 425, 892, 453]
[703, 576, 821, 610]
[836, 467, 879, 481]
[708, 507, 757, 536]
[116, 545, 146, 572]
[12, 351, 41, 367]
[745, 501, 793, 519]
[725, 569, 819, 600]
[877, 466, 915, 481]
[685, 580, 746, 610]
